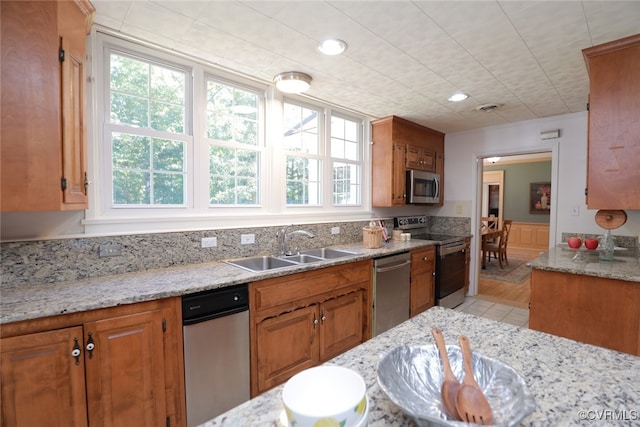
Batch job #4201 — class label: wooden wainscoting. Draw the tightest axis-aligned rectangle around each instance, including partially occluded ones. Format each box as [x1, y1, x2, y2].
[507, 222, 549, 259]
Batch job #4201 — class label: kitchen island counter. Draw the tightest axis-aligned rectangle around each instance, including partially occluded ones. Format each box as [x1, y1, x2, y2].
[203, 307, 640, 426]
[527, 246, 639, 282]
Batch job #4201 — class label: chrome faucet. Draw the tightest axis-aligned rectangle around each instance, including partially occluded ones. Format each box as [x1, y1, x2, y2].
[278, 226, 315, 256]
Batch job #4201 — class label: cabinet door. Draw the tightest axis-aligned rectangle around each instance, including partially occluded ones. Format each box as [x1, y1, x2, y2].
[410, 247, 436, 317]
[392, 143, 406, 205]
[84, 309, 167, 427]
[1, 326, 88, 427]
[405, 145, 422, 170]
[584, 35, 640, 209]
[319, 290, 365, 361]
[255, 305, 319, 395]
[58, 0, 90, 207]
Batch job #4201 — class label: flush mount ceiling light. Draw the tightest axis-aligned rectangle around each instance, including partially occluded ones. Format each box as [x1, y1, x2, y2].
[448, 92, 469, 102]
[486, 156, 501, 163]
[318, 38, 347, 55]
[273, 71, 312, 94]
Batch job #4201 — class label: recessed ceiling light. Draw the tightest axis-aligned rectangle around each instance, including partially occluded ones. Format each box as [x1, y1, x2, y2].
[318, 39, 347, 56]
[448, 92, 469, 102]
[476, 103, 499, 111]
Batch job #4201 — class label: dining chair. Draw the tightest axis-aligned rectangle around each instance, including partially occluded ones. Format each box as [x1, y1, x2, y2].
[486, 220, 512, 268]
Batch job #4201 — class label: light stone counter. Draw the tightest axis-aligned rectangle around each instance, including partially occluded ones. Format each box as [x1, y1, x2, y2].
[528, 246, 640, 282]
[203, 307, 640, 427]
[1, 240, 435, 324]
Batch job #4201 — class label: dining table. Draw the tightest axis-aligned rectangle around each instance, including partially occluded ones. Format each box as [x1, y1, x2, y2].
[480, 226, 502, 268]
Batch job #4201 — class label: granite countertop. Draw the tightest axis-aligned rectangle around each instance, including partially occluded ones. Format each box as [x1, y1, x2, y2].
[0, 240, 435, 325]
[528, 246, 640, 282]
[203, 307, 640, 427]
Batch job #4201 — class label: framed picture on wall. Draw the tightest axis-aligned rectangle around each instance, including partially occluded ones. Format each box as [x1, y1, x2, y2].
[530, 182, 551, 214]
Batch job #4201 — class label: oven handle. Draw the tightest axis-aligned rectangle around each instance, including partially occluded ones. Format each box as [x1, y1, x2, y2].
[375, 260, 411, 273]
[440, 244, 466, 257]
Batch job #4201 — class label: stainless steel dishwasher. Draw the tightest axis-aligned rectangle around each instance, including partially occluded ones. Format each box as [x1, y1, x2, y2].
[182, 284, 250, 427]
[372, 252, 411, 336]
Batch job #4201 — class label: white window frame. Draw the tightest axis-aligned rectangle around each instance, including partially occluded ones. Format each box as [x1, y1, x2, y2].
[84, 30, 372, 235]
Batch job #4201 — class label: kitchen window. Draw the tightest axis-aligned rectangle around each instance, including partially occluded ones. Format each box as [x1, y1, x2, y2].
[87, 32, 368, 233]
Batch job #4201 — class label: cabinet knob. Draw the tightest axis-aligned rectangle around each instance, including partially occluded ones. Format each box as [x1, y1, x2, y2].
[86, 332, 95, 358]
[71, 338, 82, 365]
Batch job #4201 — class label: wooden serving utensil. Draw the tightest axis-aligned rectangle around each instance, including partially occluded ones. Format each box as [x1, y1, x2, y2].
[431, 328, 461, 420]
[456, 335, 493, 425]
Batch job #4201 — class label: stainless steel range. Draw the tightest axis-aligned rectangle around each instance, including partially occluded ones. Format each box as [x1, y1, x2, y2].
[395, 215, 467, 309]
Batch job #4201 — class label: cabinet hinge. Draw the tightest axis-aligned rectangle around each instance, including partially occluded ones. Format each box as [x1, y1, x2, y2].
[59, 47, 65, 62]
[584, 188, 588, 196]
[586, 102, 589, 111]
[61, 177, 67, 191]
[162, 318, 167, 333]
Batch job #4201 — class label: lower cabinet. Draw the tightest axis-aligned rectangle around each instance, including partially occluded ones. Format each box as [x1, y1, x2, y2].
[410, 246, 436, 317]
[250, 260, 372, 396]
[0, 298, 186, 427]
[529, 269, 640, 356]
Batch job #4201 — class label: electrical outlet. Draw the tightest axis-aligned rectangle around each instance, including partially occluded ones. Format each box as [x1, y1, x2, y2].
[99, 244, 122, 257]
[241, 234, 255, 244]
[571, 205, 580, 216]
[201, 237, 217, 248]
[455, 204, 463, 215]
[331, 226, 340, 235]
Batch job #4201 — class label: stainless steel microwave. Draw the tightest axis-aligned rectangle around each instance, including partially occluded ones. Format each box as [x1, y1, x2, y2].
[406, 170, 440, 204]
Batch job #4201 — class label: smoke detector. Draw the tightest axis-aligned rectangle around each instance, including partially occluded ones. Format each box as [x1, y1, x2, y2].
[476, 104, 500, 112]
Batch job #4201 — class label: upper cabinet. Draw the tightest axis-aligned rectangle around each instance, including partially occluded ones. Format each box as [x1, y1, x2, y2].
[583, 34, 640, 210]
[1, 0, 94, 212]
[371, 116, 445, 207]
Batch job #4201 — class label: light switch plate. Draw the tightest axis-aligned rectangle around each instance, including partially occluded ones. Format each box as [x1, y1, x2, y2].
[331, 226, 340, 235]
[241, 234, 255, 244]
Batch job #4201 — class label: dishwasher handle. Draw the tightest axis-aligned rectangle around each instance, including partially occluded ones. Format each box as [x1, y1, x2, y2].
[182, 305, 248, 326]
[375, 259, 411, 273]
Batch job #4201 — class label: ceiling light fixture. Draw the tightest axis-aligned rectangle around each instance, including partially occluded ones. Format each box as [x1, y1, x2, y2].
[448, 92, 469, 102]
[486, 156, 501, 163]
[318, 38, 347, 55]
[273, 72, 312, 94]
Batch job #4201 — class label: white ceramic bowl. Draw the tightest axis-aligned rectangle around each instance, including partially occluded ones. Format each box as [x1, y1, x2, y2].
[282, 365, 367, 427]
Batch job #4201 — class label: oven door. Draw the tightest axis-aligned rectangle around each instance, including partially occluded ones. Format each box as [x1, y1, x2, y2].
[436, 245, 466, 308]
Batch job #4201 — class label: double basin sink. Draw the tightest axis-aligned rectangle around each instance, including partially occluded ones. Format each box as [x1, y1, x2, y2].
[226, 248, 357, 273]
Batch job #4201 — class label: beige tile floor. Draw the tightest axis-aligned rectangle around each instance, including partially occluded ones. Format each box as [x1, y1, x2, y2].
[454, 296, 529, 328]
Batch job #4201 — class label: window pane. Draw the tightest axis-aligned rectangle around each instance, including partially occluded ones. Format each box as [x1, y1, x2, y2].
[283, 103, 319, 154]
[286, 156, 320, 205]
[110, 53, 185, 133]
[113, 170, 150, 204]
[112, 132, 186, 205]
[207, 81, 258, 146]
[209, 146, 259, 205]
[333, 162, 360, 205]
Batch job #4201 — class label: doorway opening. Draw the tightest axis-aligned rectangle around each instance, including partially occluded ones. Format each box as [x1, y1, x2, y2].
[475, 152, 553, 309]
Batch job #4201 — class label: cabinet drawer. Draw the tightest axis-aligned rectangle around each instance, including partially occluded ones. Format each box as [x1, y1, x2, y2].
[411, 247, 435, 271]
[251, 260, 372, 317]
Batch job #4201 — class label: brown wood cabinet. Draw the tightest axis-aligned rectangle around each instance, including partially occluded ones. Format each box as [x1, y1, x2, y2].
[249, 260, 372, 396]
[582, 33, 640, 210]
[0, 298, 186, 427]
[371, 116, 445, 207]
[410, 246, 436, 317]
[529, 268, 640, 356]
[1, 0, 93, 212]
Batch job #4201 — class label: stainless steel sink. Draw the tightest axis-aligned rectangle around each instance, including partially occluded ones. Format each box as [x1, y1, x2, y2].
[281, 254, 325, 264]
[300, 248, 357, 259]
[226, 248, 357, 273]
[226, 256, 298, 272]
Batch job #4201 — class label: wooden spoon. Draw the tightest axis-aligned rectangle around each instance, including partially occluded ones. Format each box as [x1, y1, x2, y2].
[431, 328, 461, 420]
[456, 335, 494, 425]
